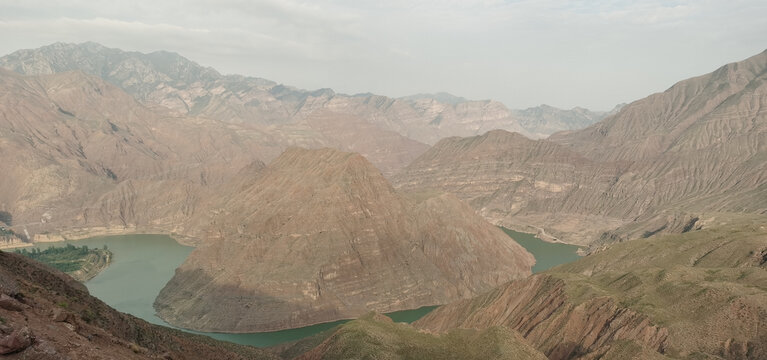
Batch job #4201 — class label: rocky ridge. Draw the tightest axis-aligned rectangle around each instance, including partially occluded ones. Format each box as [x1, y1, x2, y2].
[414, 219, 767, 359]
[512, 104, 613, 139]
[395, 50, 767, 246]
[0, 42, 606, 151]
[0, 68, 273, 244]
[154, 147, 534, 332]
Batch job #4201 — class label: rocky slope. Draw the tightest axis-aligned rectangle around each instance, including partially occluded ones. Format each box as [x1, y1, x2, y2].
[415, 218, 767, 359]
[0, 42, 605, 158]
[0, 68, 272, 244]
[154, 147, 534, 332]
[0, 249, 277, 359]
[393, 129, 628, 245]
[0, 42, 429, 176]
[395, 50, 767, 246]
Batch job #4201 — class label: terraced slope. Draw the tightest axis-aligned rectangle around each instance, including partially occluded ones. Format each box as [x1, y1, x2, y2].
[0, 68, 276, 244]
[395, 50, 767, 245]
[155, 148, 534, 332]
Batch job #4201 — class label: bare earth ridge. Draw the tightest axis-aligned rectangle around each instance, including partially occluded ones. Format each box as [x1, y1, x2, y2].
[154, 147, 534, 332]
[395, 50, 767, 246]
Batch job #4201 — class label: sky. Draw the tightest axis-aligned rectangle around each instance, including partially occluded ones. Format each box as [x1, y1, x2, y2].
[0, 1, 765, 110]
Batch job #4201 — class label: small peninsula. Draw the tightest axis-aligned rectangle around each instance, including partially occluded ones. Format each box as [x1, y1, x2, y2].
[16, 244, 112, 282]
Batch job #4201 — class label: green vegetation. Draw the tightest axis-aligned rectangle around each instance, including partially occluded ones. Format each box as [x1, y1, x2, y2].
[0, 210, 11, 226]
[0, 226, 14, 237]
[16, 244, 112, 277]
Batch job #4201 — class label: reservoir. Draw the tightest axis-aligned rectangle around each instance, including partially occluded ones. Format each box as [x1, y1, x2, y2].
[30, 229, 579, 346]
[502, 228, 582, 273]
[29, 234, 437, 347]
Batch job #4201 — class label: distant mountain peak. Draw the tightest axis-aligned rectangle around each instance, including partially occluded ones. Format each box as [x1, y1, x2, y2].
[402, 92, 469, 104]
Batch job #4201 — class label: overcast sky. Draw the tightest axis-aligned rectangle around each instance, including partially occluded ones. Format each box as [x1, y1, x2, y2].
[0, 0, 765, 110]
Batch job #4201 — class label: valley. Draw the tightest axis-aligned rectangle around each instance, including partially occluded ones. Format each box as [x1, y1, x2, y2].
[0, 39, 764, 359]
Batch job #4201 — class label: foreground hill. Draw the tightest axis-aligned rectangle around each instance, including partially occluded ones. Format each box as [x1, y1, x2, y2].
[280, 313, 547, 360]
[414, 217, 767, 359]
[395, 50, 767, 246]
[154, 147, 534, 332]
[0, 250, 277, 359]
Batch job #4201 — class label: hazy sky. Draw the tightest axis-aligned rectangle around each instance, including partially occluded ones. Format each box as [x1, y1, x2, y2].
[0, 1, 765, 110]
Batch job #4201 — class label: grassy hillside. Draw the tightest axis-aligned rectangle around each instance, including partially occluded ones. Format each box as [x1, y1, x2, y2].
[286, 313, 547, 360]
[550, 219, 767, 358]
[415, 217, 767, 359]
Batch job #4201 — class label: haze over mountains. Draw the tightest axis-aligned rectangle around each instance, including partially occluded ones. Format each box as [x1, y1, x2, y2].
[0, 42, 606, 143]
[0, 41, 611, 245]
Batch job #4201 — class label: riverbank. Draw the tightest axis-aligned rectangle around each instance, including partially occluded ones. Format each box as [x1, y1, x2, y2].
[14, 244, 113, 282]
[501, 228, 582, 273]
[69, 248, 112, 282]
[18, 230, 585, 347]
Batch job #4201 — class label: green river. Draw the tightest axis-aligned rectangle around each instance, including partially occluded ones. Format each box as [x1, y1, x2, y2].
[31, 229, 580, 347]
[501, 228, 583, 273]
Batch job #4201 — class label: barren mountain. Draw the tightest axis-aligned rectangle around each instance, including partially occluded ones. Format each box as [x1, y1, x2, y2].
[415, 218, 767, 359]
[512, 104, 610, 139]
[395, 50, 767, 246]
[154, 147, 534, 332]
[0, 42, 605, 162]
[0, 250, 277, 359]
[0, 68, 277, 243]
[0, 42, 429, 176]
[317, 94, 532, 143]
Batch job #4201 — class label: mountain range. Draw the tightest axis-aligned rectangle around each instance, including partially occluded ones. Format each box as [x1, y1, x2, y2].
[0, 42, 765, 359]
[0, 42, 607, 143]
[154, 147, 533, 332]
[395, 49, 767, 247]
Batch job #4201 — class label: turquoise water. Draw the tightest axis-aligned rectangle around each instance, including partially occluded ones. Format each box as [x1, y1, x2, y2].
[33, 234, 437, 347]
[501, 228, 583, 273]
[35, 229, 581, 347]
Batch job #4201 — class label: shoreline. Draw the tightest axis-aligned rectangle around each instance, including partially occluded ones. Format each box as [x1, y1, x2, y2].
[0, 227, 199, 251]
[497, 223, 585, 247]
[71, 249, 113, 282]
